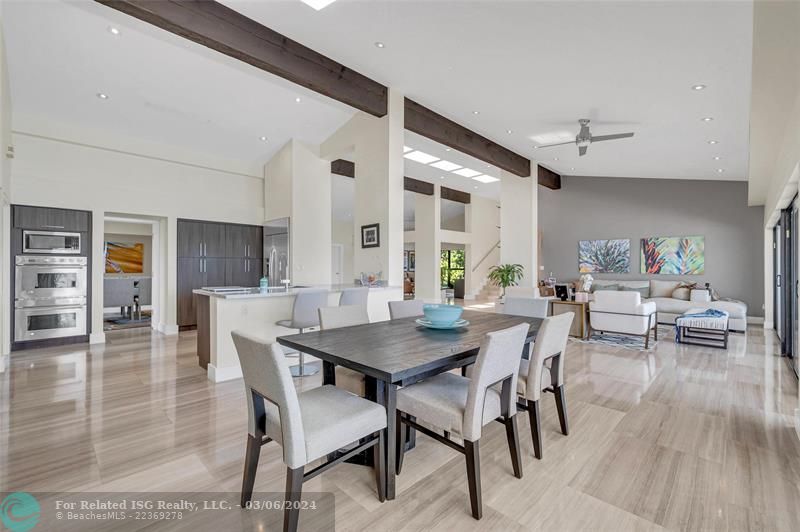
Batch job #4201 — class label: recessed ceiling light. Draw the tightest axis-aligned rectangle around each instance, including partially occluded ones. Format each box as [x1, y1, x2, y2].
[374, 42, 385, 48]
[570, 167, 575, 171]
[473, 175, 500, 183]
[702, 117, 714, 122]
[299, 0, 338, 10]
[440, 176, 446, 180]
[453, 168, 482, 178]
[108, 26, 120, 36]
[717, 168, 725, 173]
[430, 160, 462, 171]
[403, 150, 440, 164]
[259, 136, 268, 142]
[403, 146, 413, 153]
[474, 186, 479, 189]
[713, 156, 721, 160]
[445, 148, 452, 152]
[692, 84, 707, 91]
[96, 92, 109, 100]
[553, 157, 559, 161]
[295, 97, 301, 103]
[472, 111, 480, 115]
[708, 140, 718, 144]
[507, 129, 513, 134]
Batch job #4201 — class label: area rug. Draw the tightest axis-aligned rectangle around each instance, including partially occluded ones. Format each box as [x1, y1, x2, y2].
[570, 325, 673, 350]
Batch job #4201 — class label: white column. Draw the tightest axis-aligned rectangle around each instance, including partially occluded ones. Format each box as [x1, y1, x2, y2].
[500, 168, 538, 288]
[414, 185, 441, 301]
[89, 209, 105, 344]
[163, 216, 178, 335]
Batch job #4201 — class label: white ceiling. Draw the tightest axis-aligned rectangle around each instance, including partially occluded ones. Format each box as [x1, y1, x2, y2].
[2, 0, 355, 176]
[223, 0, 754, 181]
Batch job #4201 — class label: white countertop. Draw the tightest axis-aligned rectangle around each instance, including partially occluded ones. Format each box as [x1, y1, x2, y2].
[193, 284, 401, 299]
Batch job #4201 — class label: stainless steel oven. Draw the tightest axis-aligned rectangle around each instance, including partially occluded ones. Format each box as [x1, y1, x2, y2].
[15, 256, 87, 304]
[15, 305, 87, 341]
[23, 230, 81, 254]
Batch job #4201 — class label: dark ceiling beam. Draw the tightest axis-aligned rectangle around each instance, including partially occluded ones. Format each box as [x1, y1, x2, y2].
[331, 159, 354, 178]
[404, 98, 531, 178]
[537, 165, 562, 190]
[95, 0, 388, 117]
[404, 177, 434, 196]
[441, 186, 471, 204]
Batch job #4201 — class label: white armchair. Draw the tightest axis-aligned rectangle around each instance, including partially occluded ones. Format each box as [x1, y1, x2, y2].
[589, 291, 658, 348]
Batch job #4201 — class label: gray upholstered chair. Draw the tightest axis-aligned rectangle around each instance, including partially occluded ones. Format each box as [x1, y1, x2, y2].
[503, 296, 549, 319]
[232, 331, 387, 532]
[318, 305, 370, 396]
[339, 286, 369, 308]
[388, 299, 425, 319]
[276, 289, 329, 377]
[516, 312, 573, 459]
[395, 323, 530, 520]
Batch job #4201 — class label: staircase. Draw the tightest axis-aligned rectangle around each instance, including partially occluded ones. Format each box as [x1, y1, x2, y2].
[476, 282, 502, 301]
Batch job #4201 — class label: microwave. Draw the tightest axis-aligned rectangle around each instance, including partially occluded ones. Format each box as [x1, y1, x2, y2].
[23, 230, 81, 254]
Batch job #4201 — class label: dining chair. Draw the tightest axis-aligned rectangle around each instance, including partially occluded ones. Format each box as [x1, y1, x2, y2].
[339, 286, 369, 308]
[276, 289, 329, 377]
[232, 331, 387, 532]
[516, 312, 573, 459]
[503, 296, 549, 319]
[395, 323, 529, 520]
[318, 305, 370, 396]
[388, 299, 425, 319]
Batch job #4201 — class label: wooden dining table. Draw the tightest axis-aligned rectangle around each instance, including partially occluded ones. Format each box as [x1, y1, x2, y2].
[276, 309, 543, 500]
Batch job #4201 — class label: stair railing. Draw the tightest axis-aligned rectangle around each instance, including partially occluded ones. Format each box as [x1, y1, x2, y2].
[472, 240, 500, 272]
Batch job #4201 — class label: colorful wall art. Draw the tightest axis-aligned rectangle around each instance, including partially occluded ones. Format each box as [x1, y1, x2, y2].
[105, 242, 144, 274]
[578, 239, 631, 273]
[640, 236, 705, 274]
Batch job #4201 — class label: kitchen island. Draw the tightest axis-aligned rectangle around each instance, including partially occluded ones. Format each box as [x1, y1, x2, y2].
[193, 285, 404, 382]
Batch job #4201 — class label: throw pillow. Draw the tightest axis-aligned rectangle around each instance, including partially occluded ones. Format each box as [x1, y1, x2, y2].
[671, 281, 697, 301]
[594, 284, 621, 292]
[620, 286, 650, 298]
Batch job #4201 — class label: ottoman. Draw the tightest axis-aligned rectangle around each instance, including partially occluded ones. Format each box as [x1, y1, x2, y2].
[675, 308, 729, 349]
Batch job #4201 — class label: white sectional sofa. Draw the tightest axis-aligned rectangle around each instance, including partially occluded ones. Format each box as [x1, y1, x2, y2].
[589, 279, 747, 332]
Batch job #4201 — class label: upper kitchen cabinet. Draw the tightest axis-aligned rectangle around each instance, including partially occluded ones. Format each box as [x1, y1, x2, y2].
[13, 205, 90, 232]
[177, 219, 227, 258]
[225, 224, 263, 259]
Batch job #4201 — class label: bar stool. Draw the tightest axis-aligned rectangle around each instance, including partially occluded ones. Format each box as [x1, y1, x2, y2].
[276, 289, 329, 377]
[339, 286, 369, 308]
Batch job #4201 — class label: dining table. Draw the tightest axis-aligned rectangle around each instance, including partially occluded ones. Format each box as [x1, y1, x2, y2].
[276, 309, 543, 500]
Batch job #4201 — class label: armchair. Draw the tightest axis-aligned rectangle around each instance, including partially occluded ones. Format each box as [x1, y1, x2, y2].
[589, 291, 658, 348]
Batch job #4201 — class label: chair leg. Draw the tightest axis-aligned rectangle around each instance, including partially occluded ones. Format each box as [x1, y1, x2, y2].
[373, 431, 386, 502]
[464, 439, 482, 520]
[504, 415, 523, 479]
[395, 411, 407, 475]
[645, 332, 650, 349]
[443, 430, 450, 439]
[528, 400, 542, 459]
[554, 385, 569, 436]
[240, 434, 262, 506]
[284, 466, 304, 532]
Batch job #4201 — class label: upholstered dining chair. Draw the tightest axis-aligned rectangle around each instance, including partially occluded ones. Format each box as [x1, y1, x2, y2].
[516, 312, 573, 459]
[395, 323, 530, 520]
[339, 286, 369, 308]
[318, 305, 370, 396]
[388, 299, 425, 319]
[232, 331, 387, 532]
[503, 296, 550, 319]
[276, 289, 330, 377]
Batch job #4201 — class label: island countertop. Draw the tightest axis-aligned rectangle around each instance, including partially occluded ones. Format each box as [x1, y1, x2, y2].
[193, 284, 400, 299]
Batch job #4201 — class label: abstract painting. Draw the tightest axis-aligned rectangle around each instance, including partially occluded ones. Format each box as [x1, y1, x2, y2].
[640, 236, 704, 274]
[105, 242, 144, 274]
[578, 239, 631, 273]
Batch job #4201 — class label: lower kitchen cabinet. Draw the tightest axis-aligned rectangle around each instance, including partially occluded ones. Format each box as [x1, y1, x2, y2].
[225, 258, 262, 287]
[176, 257, 228, 327]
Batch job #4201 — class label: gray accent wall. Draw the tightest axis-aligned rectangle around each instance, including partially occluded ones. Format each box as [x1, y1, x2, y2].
[538, 176, 765, 316]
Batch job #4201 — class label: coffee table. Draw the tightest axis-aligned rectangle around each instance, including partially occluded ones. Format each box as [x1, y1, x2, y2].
[675, 308, 729, 349]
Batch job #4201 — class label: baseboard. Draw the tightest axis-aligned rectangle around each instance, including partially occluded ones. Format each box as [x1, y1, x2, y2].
[207, 363, 242, 383]
[89, 332, 106, 344]
[157, 323, 179, 336]
[747, 316, 764, 325]
[0, 353, 7, 373]
[763, 320, 774, 330]
[463, 294, 476, 300]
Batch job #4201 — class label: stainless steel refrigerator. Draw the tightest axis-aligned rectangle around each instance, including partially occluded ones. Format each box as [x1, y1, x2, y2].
[264, 217, 289, 288]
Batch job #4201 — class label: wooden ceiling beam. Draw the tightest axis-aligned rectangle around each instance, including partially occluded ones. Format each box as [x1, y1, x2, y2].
[404, 98, 531, 178]
[537, 165, 562, 190]
[95, 0, 388, 117]
[331, 159, 354, 178]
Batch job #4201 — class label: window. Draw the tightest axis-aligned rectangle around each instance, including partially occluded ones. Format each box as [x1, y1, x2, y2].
[441, 249, 465, 288]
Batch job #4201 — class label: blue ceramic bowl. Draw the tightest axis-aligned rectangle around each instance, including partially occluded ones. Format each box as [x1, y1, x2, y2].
[423, 304, 464, 326]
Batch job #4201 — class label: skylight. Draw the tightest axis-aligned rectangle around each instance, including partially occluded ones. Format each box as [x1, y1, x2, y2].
[453, 168, 482, 178]
[429, 160, 462, 171]
[403, 146, 413, 153]
[300, 0, 338, 10]
[404, 151, 440, 164]
[472, 175, 500, 183]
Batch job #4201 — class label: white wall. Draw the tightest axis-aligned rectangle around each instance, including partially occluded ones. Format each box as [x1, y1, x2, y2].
[500, 169, 538, 288]
[466, 195, 500, 297]
[9, 133, 264, 343]
[332, 219, 354, 283]
[0, 9, 10, 366]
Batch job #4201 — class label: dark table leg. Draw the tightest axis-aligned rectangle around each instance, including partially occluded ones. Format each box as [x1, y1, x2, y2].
[379, 380, 398, 500]
[322, 361, 336, 385]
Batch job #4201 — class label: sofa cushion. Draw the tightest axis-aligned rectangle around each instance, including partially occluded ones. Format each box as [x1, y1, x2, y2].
[621, 285, 650, 298]
[650, 280, 681, 298]
[591, 280, 648, 293]
[709, 299, 747, 319]
[646, 297, 747, 320]
[647, 297, 695, 314]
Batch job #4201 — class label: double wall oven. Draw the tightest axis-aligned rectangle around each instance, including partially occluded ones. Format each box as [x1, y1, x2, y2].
[14, 246, 87, 343]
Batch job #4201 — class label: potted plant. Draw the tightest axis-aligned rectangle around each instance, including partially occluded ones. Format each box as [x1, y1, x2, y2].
[487, 264, 524, 302]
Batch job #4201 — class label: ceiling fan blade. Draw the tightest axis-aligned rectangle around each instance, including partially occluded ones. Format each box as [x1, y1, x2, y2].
[579, 145, 587, 156]
[534, 140, 575, 149]
[591, 132, 634, 142]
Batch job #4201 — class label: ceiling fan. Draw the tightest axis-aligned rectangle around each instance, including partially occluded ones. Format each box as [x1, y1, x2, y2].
[535, 119, 634, 156]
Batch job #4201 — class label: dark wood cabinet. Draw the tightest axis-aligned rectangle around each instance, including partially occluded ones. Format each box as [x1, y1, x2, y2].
[13, 205, 89, 232]
[177, 219, 263, 327]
